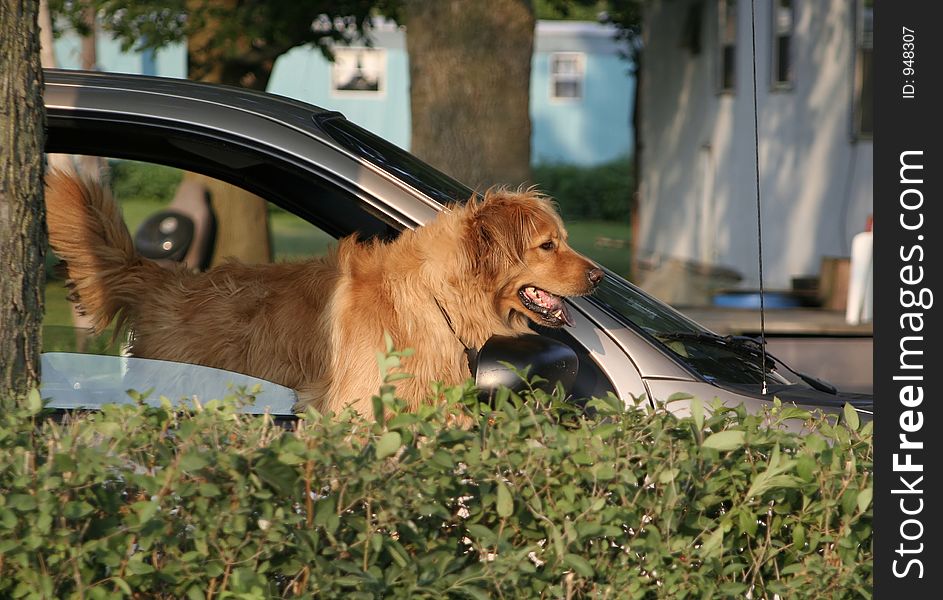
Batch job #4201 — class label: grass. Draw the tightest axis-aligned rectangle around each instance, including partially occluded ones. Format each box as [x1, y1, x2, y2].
[43, 197, 631, 352]
[270, 210, 335, 260]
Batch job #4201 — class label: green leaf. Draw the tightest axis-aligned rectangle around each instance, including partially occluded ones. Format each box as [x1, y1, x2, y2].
[796, 454, 816, 482]
[857, 486, 873, 514]
[592, 462, 616, 481]
[563, 553, 595, 577]
[702, 430, 745, 451]
[7, 494, 37, 512]
[658, 468, 679, 484]
[132, 500, 159, 524]
[738, 509, 758, 537]
[255, 453, 298, 496]
[496, 482, 514, 518]
[466, 524, 496, 543]
[376, 431, 402, 459]
[386, 540, 409, 567]
[313, 496, 336, 528]
[179, 452, 209, 472]
[842, 489, 859, 515]
[700, 525, 726, 558]
[746, 473, 800, 499]
[126, 558, 155, 575]
[455, 586, 491, 600]
[843, 402, 860, 431]
[665, 391, 694, 404]
[27, 387, 43, 414]
[778, 407, 812, 421]
[63, 501, 94, 519]
[805, 433, 827, 453]
[793, 523, 806, 547]
[718, 582, 749, 596]
[690, 395, 704, 431]
[592, 423, 620, 440]
[198, 483, 221, 497]
[113, 578, 132, 596]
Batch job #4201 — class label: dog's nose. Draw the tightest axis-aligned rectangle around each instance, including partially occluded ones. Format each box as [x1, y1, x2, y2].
[587, 268, 604, 287]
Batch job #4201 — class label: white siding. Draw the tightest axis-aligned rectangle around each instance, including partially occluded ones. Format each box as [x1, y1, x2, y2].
[638, 0, 873, 289]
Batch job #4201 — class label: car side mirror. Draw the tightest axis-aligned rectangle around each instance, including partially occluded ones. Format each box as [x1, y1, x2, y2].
[134, 210, 195, 262]
[473, 334, 579, 403]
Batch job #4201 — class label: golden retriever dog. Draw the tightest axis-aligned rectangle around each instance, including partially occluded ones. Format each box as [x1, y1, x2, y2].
[45, 170, 603, 415]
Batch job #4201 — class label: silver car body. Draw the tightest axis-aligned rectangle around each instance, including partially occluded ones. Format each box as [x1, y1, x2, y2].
[42, 69, 872, 421]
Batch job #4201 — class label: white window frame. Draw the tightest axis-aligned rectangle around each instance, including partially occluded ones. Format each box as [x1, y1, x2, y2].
[717, 0, 738, 93]
[852, 0, 873, 139]
[770, 0, 795, 89]
[330, 47, 387, 98]
[549, 52, 585, 102]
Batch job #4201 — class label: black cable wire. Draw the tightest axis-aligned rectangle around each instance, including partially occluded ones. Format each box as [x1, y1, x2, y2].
[750, 0, 769, 395]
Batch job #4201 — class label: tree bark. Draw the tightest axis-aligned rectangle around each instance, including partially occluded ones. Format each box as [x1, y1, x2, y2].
[1, 0, 47, 398]
[80, 4, 96, 70]
[403, 0, 535, 189]
[184, 0, 273, 265]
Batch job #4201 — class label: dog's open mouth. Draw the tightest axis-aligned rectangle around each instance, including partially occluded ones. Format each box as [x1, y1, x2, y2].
[518, 286, 574, 327]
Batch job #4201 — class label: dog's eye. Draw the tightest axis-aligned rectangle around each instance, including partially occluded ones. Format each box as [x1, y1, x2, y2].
[540, 240, 556, 251]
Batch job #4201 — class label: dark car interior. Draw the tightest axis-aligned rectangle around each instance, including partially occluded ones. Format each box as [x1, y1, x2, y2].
[46, 113, 400, 243]
[45, 110, 618, 404]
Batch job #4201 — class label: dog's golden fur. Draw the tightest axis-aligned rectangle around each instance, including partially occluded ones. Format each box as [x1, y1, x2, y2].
[45, 170, 601, 415]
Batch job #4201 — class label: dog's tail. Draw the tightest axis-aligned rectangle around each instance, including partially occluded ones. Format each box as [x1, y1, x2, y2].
[45, 169, 159, 334]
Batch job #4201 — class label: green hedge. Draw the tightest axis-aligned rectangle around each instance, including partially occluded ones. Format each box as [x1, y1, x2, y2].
[108, 160, 183, 204]
[533, 156, 634, 222]
[0, 370, 872, 598]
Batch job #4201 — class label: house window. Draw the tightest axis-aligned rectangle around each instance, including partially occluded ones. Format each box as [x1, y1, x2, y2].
[718, 0, 737, 92]
[550, 53, 584, 101]
[330, 47, 386, 97]
[771, 0, 794, 87]
[853, 0, 873, 138]
[681, 2, 704, 54]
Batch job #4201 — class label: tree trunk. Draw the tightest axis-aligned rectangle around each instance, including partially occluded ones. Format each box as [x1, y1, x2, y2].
[184, 172, 273, 267]
[0, 0, 47, 398]
[403, 0, 535, 189]
[38, 0, 56, 68]
[184, 0, 273, 265]
[80, 4, 96, 70]
[629, 46, 642, 283]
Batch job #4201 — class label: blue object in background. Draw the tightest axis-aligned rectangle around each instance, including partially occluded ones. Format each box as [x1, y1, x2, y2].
[712, 291, 812, 309]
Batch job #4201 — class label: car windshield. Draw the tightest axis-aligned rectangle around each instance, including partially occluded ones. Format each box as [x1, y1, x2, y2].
[589, 274, 803, 386]
[318, 116, 805, 388]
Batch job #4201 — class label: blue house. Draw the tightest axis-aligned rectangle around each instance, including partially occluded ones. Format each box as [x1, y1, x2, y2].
[529, 21, 635, 166]
[53, 19, 634, 167]
[52, 31, 186, 79]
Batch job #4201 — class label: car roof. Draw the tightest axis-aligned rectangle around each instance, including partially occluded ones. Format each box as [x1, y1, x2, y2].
[43, 68, 449, 237]
[44, 68, 340, 143]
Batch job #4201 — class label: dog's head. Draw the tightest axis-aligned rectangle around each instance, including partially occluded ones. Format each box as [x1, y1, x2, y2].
[462, 189, 603, 331]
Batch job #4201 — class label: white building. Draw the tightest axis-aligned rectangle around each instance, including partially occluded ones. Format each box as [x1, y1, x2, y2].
[637, 0, 873, 292]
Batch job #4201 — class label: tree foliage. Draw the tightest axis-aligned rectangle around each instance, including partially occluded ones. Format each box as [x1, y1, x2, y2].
[49, 0, 387, 56]
[48, 0, 396, 88]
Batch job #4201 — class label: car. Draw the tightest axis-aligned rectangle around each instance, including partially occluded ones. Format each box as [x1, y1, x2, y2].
[40, 68, 873, 424]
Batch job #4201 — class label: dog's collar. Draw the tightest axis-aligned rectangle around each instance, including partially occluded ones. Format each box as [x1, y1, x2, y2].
[434, 297, 479, 375]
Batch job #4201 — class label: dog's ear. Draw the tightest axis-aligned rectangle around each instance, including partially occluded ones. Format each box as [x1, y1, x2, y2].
[463, 192, 532, 281]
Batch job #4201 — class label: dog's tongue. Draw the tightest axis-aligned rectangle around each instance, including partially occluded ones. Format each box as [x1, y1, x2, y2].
[550, 302, 574, 327]
[526, 286, 574, 326]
